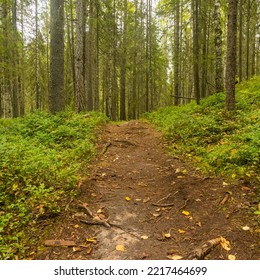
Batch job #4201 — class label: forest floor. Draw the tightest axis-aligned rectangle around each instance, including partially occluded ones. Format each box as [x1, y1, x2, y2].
[34, 121, 260, 260]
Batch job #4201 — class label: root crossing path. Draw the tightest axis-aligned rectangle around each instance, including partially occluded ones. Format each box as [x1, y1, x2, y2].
[37, 121, 260, 260]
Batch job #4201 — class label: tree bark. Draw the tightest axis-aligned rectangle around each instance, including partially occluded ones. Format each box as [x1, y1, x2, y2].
[49, 0, 65, 113]
[226, 0, 238, 111]
[214, 0, 224, 93]
[192, 0, 200, 104]
[75, 0, 86, 113]
[174, 0, 180, 106]
[120, 0, 127, 121]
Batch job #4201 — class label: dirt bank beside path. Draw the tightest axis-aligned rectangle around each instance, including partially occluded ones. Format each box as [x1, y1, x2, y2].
[35, 121, 259, 260]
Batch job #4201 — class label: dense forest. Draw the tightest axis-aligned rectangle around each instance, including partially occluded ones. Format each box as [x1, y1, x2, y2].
[0, 0, 260, 261]
[0, 0, 259, 119]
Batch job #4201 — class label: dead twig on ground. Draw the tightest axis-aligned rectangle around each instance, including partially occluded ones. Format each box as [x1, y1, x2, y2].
[79, 204, 94, 217]
[185, 237, 223, 260]
[178, 199, 190, 211]
[152, 191, 179, 207]
[102, 142, 112, 154]
[220, 192, 230, 205]
[80, 219, 111, 228]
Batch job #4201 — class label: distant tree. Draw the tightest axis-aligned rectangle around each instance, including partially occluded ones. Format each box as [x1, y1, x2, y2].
[49, 0, 65, 113]
[226, 0, 238, 111]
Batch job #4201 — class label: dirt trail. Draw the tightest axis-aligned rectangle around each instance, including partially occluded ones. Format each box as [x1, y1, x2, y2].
[35, 121, 260, 260]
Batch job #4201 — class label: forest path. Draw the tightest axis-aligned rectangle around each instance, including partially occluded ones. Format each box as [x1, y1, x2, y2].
[36, 121, 259, 260]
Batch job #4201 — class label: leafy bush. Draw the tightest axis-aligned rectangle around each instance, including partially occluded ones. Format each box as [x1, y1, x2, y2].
[0, 111, 108, 259]
[146, 76, 260, 182]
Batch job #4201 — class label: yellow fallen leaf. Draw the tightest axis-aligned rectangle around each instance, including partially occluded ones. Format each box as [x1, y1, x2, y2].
[116, 245, 125, 252]
[178, 229, 186, 234]
[220, 237, 231, 251]
[86, 237, 97, 244]
[182, 210, 190, 216]
[164, 233, 171, 238]
[74, 224, 80, 229]
[125, 196, 131, 201]
[135, 198, 142, 202]
[141, 235, 149, 240]
[73, 247, 81, 252]
[167, 255, 183, 260]
[228, 255, 236, 260]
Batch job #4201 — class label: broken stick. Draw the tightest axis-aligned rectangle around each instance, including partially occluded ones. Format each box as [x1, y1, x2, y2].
[185, 237, 222, 260]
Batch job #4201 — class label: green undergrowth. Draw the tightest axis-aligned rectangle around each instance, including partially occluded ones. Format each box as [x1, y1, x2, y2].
[146, 76, 260, 184]
[0, 111, 108, 259]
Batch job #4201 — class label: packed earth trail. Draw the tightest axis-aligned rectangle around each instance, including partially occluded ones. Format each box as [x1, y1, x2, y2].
[35, 121, 260, 260]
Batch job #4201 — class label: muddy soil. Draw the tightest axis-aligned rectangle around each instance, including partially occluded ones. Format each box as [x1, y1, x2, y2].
[34, 121, 260, 260]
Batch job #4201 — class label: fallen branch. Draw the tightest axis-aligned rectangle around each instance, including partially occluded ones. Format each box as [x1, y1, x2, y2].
[152, 191, 178, 207]
[220, 192, 230, 205]
[152, 202, 175, 207]
[44, 240, 76, 247]
[186, 237, 222, 260]
[102, 142, 112, 154]
[178, 199, 190, 211]
[80, 219, 111, 228]
[79, 204, 94, 217]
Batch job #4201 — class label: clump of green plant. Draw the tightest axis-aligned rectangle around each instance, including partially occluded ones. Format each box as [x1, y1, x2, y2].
[146, 76, 260, 183]
[0, 111, 108, 259]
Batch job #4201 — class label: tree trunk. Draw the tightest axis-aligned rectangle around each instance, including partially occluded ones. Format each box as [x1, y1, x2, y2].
[226, 0, 238, 111]
[174, 0, 180, 106]
[214, 0, 224, 93]
[120, 0, 127, 120]
[49, 0, 65, 113]
[75, 0, 86, 113]
[245, 0, 250, 79]
[238, 0, 243, 82]
[192, 0, 200, 104]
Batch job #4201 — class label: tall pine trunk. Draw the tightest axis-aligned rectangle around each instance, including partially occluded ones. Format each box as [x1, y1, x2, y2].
[75, 0, 86, 112]
[214, 0, 224, 93]
[226, 0, 238, 111]
[49, 0, 65, 113]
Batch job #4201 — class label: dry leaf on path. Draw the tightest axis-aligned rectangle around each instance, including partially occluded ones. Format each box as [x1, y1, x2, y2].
[167, 255, 183, 260]
[220, 237, 231, 251]
[143, 197, 151, 203]
[125, 196, 131, 201]
[164, 233, 171, 238]
[153, 213, 161, 217]
[228, 255, 236, 260]
[141, 235, 149, 240]
[116, 245, 125, 252]
[242, 226, 250, 231]
[86, 237, 97, 244]
[182, 210, 190, 216]
[178, 229, 186, 234]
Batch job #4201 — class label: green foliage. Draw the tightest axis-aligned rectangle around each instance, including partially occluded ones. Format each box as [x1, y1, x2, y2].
[146, 76, 260, 182]
[0, 111, 108, 259]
